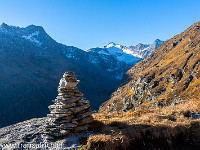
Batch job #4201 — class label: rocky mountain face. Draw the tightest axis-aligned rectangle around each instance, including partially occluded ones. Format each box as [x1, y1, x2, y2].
[0, 23, 161, 127]
[0, 23, 117, 127]
[86, 40, 163, 79]
[99, 21, 200, 113]
[101, 39, 163, 59]
[125, 39, 164, 59]
[86, 44, 141, 79]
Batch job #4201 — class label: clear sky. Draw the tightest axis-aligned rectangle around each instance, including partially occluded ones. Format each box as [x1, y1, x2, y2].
[0, 0, 200, 50]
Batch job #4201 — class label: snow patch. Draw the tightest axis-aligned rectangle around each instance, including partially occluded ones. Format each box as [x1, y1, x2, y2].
[106, 46, 138, 64]
[115, 44, 122, 49]
[22, 31, 42, 46]
[105, 42, 117, 48]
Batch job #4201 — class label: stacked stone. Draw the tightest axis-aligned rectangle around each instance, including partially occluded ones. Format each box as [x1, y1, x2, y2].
[45, 72, 93, 137]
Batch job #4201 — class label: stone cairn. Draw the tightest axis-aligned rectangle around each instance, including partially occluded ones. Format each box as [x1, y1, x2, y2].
[44, 72, 93, 137]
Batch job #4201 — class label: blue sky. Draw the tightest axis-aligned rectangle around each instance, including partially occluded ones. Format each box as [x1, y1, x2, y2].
[0, 0, 200, 50]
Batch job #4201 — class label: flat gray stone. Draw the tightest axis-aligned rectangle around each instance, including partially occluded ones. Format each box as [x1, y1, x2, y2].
[73, 104, 90, 113]
[59, 123, 77, 129]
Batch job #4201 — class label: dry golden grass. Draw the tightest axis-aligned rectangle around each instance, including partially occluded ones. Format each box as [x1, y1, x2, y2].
[96, 99, 200, 126]
[85, 99, 200, 150]
[89, 21, 200, 149]
[100, 21, 200, 113]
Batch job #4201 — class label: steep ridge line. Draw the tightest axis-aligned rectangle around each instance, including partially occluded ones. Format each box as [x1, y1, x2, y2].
[0, 23, 162, 127]
[99, 20, 200, 113]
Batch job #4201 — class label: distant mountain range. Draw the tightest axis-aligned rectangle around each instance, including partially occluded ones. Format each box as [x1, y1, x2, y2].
[102, 39, 163, 59]
[0, 23, 163, 127]
[86, 40, 163, 79]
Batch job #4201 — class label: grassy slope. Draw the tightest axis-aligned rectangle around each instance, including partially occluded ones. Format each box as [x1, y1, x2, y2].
[85, 99, 200, 150]
[100, 20, 200, 113]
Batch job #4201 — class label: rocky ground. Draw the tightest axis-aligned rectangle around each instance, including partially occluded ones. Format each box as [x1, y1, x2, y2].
[0, 117, 94, 150]
[1, 99, 200, 150]
[100, 21, 200, 113]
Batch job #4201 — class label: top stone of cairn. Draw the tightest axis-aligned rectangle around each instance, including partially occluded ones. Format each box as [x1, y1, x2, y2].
[59, 72, 80, 89]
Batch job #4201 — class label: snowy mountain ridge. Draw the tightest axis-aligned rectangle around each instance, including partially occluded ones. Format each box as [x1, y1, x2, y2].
[0, 23, 164, 127]
[98, 39, 164, 59]
[0, 23, 163, 80]
[85, 39, 164, 75]
[87, 43, 139, 65]
[0, 23, 55, 47]
[0, 23, 120, 127]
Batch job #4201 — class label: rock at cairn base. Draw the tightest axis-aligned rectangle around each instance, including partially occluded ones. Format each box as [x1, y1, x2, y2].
[44, 72, 93, 137]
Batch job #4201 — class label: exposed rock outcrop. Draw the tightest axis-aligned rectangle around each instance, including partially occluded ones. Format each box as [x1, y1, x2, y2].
[100, 20, 200, 113]
[44, 72, 93, 137]
[0, 72, 94, 149]
[0, 23, 120, 128]
[0, 117, 93, 149]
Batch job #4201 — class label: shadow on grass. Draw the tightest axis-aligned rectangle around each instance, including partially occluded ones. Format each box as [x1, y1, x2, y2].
[87, 120, 200, 150]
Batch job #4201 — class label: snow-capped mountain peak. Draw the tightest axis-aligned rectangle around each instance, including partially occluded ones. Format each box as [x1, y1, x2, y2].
[101, 39, 164, 59]
[87, 39, 163, 68]
[0, 23, 163, 80]
[122, 39, 164, 58]
[105, 42, 117, 48]
[85, 42, 142, 79]
[105, 42, 123, 49]
[87, 42, 139, 65]
[0, 23, 56, 47]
